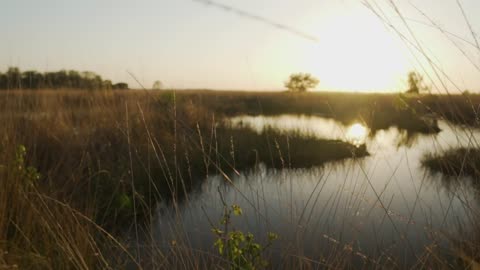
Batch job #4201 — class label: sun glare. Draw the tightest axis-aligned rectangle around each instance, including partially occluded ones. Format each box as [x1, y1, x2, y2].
[302, 7, 410, 92]
[346, 123, 368, 146]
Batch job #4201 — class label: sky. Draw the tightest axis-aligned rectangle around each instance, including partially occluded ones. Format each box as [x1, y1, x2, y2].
[1, 0, 479, 92]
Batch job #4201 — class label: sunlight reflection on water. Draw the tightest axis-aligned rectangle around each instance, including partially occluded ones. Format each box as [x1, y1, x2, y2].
[346, 123, 368, 146]
[229, 114, 369, 146]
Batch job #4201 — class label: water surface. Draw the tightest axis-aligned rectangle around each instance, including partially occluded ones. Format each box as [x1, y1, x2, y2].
[149, 115, 480, 267]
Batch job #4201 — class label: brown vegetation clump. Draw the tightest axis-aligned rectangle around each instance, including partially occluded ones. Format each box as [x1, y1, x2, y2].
[422, 147, 480, 178]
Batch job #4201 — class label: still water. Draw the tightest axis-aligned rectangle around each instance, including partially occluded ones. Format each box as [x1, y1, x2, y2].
[149, 115, 480, 267]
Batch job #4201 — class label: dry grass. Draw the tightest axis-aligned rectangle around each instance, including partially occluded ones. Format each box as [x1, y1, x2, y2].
[1, 89, 479, 269]
[0, 89, 373, 269]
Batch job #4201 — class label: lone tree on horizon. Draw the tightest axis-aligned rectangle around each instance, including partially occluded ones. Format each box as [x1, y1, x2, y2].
[152, 80, 163, 90]
[406, 71, 429, 94]
[285, 73, 319, 92]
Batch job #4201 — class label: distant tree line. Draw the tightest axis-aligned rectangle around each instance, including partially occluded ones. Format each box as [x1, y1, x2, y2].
[0, 67, 129, 90]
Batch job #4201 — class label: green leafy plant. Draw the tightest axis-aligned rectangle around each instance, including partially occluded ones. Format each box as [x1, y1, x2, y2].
[211, 195, 278, 270]
[13, 145, 41, 189]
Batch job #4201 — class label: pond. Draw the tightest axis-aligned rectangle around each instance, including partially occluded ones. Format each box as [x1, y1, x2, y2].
[229, 114, 370, 147]
[144, 115, 480, 268]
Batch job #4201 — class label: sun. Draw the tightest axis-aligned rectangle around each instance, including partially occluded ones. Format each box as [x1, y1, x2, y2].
[301, 6, 410, 92]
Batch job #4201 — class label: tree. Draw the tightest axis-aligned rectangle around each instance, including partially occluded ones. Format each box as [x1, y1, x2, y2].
[0, 67, 126, 90]
[112, 82, 129, 90]
[152, 80, 163, 90]
[21, 71, 42, 89]
[103, 80, 113, 90]
[285, 73, 319, 92]
[6, 67, 21, 89]
[406, 71, 429, 94]
[0, 73, 7, 89]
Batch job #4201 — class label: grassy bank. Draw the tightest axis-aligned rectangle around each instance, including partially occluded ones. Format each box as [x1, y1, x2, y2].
[422, 147, 480, 178]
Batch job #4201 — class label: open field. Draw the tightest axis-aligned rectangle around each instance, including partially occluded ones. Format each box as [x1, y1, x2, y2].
[1, 89, 480, 269]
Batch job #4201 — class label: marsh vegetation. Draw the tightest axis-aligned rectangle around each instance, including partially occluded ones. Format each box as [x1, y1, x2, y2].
[0, 89, 480, 269]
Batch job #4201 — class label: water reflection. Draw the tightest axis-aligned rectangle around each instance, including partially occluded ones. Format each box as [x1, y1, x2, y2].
[147, 115, 480, 268]
[372, 128, 420, 148]
[229, 115, 422, 150]
[229, 115, 371, 145]
[229, 114, 346, 140]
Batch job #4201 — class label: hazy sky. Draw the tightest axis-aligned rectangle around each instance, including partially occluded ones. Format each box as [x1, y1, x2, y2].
[1, 0, 479, 92]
